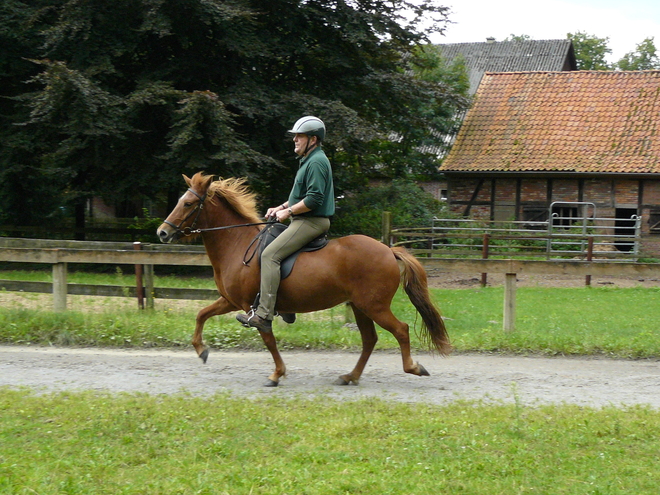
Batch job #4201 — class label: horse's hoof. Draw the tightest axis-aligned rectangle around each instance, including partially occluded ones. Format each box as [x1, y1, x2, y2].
[199, 349, 209, 364]
[264, 379, 279, 387]
[418, 363, 430, 376]
[334, 376, 358, 386]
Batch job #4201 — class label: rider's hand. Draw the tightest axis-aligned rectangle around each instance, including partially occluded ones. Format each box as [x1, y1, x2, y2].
[265, 206, 280, 219]
[275, 207, 291, 222]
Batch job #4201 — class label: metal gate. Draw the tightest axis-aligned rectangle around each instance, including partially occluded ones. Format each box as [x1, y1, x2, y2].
[546, 201, 641, 257]
[391, 202, 644, 259]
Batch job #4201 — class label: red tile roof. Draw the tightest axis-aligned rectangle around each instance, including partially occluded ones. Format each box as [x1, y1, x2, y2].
[440, 71, 660, 174]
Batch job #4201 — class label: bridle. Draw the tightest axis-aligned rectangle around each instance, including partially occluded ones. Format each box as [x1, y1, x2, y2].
[162, 188, 208, 237]
[163, 187, 272, 238]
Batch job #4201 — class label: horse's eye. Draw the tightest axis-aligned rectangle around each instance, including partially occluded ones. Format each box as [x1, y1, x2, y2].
[184, 202, 193, 208]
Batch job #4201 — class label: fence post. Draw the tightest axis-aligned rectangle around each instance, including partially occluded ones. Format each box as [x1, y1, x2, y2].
[503, 273, 516, 332]
[134, 242, 145, 310]
[144, 263, 155, 309]
[52, 262, 67, 312]
[382, 211, 392, 246]
[585, 236, 594, 286]
[481, 233, 490, 287]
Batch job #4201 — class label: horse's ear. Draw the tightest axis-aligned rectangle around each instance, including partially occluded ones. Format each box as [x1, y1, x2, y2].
[183, 174, 192, 187]
[201, 174, 214, 191]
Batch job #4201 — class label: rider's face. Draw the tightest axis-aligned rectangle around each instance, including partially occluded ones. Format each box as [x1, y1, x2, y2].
[293, 133, 315, 156]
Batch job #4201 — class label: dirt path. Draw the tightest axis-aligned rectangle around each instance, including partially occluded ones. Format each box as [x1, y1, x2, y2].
[2, 345, 659, 408]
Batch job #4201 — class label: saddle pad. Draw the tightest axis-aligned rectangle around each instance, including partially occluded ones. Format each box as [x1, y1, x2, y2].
[259, 222, 328, 279]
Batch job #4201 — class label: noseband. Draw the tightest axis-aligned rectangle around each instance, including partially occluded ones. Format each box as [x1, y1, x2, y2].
[163, 188, 207, 237]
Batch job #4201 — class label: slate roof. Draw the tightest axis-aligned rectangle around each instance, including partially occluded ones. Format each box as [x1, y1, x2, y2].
[437, 39, 576, 94]
[439, 71, 660, 175]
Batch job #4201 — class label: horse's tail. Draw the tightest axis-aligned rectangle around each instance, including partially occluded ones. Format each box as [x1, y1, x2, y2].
[392, 246, 452, 356]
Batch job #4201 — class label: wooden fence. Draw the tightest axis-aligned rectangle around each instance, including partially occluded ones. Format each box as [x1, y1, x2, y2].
[2, 237, 660, 332]
[0, 225, 154, 242]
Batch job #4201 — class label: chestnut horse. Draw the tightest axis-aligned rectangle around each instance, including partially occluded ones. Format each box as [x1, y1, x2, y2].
[157, 172, 451, 386]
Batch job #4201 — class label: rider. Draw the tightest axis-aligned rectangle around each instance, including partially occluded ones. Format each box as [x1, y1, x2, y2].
[237, 116, 335, 333]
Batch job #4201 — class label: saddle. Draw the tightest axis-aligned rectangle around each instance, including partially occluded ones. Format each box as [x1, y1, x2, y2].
[243, 222, 328, 323]
[254, 222, 328, 280]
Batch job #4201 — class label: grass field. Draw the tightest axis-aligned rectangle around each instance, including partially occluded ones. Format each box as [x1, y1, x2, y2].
[2, 389, 660, 494]
[2, 270, 660, 494]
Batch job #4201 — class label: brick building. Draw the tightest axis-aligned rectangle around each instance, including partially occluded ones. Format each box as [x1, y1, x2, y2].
[439, 71, 660, 256]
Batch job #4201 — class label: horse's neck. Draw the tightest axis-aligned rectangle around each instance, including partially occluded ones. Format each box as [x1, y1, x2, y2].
[201, 224, 260, 271]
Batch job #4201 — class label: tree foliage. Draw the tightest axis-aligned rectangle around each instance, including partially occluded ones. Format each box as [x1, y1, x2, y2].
[0, 0, 469, 230]
[331, 179, 447, 238]
[617, 37, 660, 70]
[567, 31, 612, 70]
[504, 34, 532, 42]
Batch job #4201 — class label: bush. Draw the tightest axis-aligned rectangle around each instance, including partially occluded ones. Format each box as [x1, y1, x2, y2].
[331, 180, 447, 238]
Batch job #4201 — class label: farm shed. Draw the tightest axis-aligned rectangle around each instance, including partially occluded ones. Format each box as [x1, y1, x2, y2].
[415, 39, 577, 201]
[439, 70, 660, 257]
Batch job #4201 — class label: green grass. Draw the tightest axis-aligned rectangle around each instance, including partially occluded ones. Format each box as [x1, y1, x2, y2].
[3, 271, 660, 494]
[1, 389, 660, 494]
[3, 270, 660, 358]
[436, 285, 660, 358]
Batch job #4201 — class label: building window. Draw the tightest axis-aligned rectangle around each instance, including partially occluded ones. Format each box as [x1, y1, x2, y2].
[523, 207, 548, 222]
[551, 205, 578, 228]
[649, 209, 660, 234]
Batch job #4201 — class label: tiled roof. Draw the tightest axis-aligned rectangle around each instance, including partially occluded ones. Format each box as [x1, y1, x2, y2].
[440, 71, 660, 174]
[437, 40, 576, 94]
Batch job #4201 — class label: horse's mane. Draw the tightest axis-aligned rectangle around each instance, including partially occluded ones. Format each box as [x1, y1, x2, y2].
[193, 173, 262, 224]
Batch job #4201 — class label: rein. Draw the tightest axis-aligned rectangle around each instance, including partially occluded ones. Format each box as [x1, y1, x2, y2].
[185, 221, 273, 236]
[163, 187, 273, 237]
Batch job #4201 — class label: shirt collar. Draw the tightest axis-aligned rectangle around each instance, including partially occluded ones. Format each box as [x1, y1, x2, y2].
[300, 146, 322, 165]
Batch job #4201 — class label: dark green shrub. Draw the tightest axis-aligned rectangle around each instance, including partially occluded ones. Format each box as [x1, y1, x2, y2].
[331, 180, 447, 238]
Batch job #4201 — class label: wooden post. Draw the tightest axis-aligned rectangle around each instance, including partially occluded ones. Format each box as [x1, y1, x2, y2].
[503, 273, 516, 332]
[381, 211, 392, 245]
[134, 242, 144, 309]
[481, 233, 490, 287]
[52, 262, 67, 312]
[144, 263, 155, 309]
[585, 236, 594, 286]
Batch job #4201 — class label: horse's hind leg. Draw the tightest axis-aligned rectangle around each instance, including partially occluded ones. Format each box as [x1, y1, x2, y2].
[193, 296, 235, 363]
[336, 304, 378, 386]
[370, 308, 430, 377]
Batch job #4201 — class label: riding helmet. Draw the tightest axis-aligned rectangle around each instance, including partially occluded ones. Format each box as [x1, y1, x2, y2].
[288, 116, 325, 141]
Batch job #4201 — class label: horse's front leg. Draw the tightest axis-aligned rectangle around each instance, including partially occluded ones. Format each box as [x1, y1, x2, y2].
[193, 296, 236, 363]
[258, 331, 286, 387]
[335, 304, 378, 385]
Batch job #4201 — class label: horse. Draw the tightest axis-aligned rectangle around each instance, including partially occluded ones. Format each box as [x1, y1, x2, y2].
[157, 172, 451, 386]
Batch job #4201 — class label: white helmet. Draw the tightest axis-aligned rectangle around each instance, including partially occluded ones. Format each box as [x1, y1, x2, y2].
[288, 116, 325, 141]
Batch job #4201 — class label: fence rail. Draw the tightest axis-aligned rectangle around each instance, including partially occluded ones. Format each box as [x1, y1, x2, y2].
[0, 279, 217, 300]
[0, 224, 155, 242]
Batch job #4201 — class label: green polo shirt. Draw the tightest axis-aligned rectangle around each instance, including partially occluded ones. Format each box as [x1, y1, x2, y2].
[288, 146, 335, 217]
